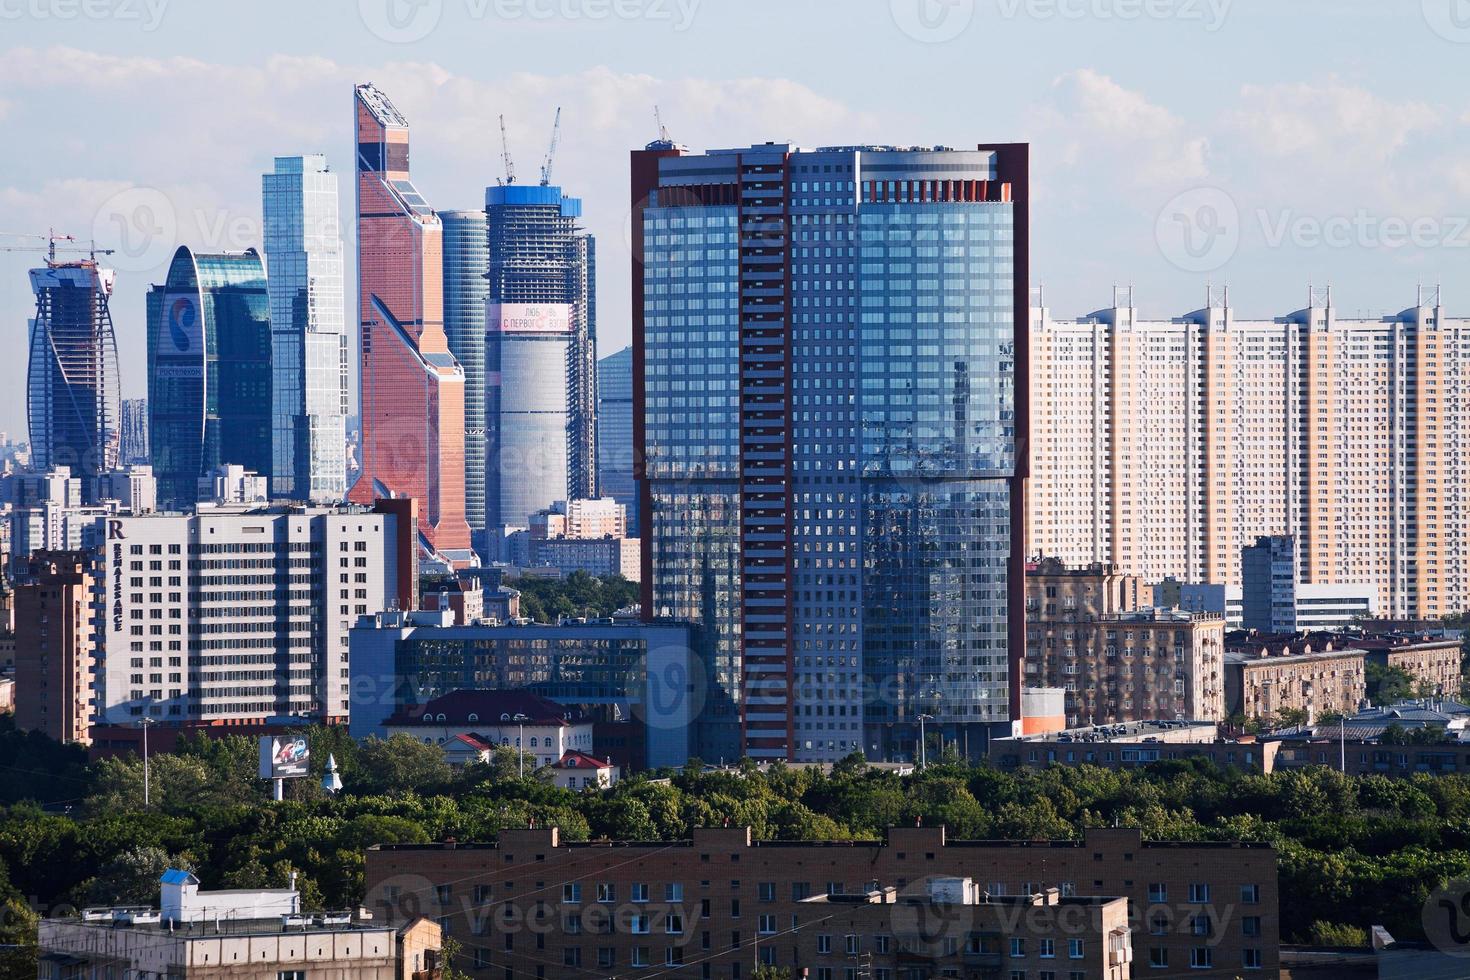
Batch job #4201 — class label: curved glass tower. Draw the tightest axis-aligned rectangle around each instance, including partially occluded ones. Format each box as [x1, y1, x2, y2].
[26, 258, 121, 500]
[147, 246, 273, 509]
[441, 209, 489, 553]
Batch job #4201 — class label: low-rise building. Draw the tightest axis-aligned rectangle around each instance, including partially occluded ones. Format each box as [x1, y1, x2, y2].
[39, 870, 442, 980]
[988, 720, 1281, 773]
[382, 689, 594, 767]
[548, 750, 619, 790]
[367, 825, 1277, 979]
[1359, 634, 1461, 697]
[1224, 636, 1366, 724]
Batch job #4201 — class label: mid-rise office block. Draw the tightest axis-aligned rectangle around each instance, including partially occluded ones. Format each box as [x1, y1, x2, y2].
[596, 345, 636, 535]
[1165, 579, 1379, 631]
[347, 83, 473, 566]
[147, 246, 273, 509]
[1241, 535, 1297, 634]
[13, 550, 95, 743]
[6, 467, 118, 580]
[26, 255, 120, 500]
[634, 141, 1029, 763]
[97, 503, 407, 726]
[1029, 286, 1466, 619]
[97, 465, 157, 515]
[440, 209, 490, 550]
[367, 825, 1277, 979]
[348, 610, 694, 767]
[264, 154, 349, 503]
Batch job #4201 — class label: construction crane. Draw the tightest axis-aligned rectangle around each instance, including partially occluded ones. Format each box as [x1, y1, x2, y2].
[498, 114, 517, 186]
[0, 229, 115, 266]
[539, 107, 562, 187]
[654, 104, 669, 143]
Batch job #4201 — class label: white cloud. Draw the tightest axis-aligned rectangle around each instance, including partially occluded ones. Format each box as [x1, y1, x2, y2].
[1033, 68, 1210, 187]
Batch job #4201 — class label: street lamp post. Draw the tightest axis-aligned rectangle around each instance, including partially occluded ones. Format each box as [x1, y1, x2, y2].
[141, 717, 154, 808]
[917, 714, 935, 768]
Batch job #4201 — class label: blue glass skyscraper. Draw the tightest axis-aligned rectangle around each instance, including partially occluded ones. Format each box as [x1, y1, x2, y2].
[596, 345, 636, 536]
[147, 246, 273, 509]
[441, 209, 489, 551]
[633, 142, 1029, 764]
[263, 154, 348, 502]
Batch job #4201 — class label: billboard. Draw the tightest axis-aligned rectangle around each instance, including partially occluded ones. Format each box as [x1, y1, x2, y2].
[488, 302, 572, 335]
[161, 290, 203, 356]
[258, 735, 310, 779]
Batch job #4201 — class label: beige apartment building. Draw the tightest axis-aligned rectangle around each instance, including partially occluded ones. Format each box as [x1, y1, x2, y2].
[1028, 287, 1466, 619]
[1026, 560, 1226, 725]
[1223, 638, 1367, 724]
[13, 550, 95, 744]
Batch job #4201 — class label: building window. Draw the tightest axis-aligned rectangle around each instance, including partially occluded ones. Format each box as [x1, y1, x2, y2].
[1191, 947, 1213, 969]
[1149, 947, 1168, 969]
[1240, 884, 1260, 904]
[1147, 883, 1166, 903]
[1011, 938, 1025, 957]
[563, 883, 581, 904]
[1188, 883, 1210, 903]
[1068, 939, 1083, 959]
[1242, 948, 1262, 970]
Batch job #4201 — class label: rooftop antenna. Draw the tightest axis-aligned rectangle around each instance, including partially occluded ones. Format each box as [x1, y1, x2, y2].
[539, 106, 562, 187]
[498, 114, 517, 186]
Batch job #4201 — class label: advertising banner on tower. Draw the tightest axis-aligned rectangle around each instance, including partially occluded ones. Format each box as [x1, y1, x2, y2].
[153, 290, 205, 380]
[488, 302, 572, 335]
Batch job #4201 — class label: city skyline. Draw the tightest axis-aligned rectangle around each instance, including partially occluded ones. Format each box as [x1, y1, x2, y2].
[3, 2, 1469, 435]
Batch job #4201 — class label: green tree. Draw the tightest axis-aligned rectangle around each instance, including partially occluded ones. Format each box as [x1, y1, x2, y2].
[1307, 921, 1369, 947]
[87, 845, 194, 906]
[353, 735, 453, 795]
[1367, 663, 1417, 704]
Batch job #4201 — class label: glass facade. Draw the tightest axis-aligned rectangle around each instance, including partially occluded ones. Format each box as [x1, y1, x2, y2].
[441, 210, 490, 549]
[349, 83, 473, 563]
[638, 144, 1021, 763]
[596, 345, 637, 536]
[147, 246, 272, 509]
[264, 154, 348, 502]
[26, 261, 120, 500]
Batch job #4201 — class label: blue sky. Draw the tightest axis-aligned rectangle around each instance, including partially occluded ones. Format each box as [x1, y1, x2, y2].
[2, 0, 1468, 435]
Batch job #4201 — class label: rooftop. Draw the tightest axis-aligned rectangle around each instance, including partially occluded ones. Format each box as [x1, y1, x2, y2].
[385, 689, 579, 728]
[1000, 719, 1218, 744]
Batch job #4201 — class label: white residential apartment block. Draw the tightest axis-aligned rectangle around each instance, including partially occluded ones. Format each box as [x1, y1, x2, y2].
[1029, 287, 1466, 619]
[98, 505, 403, 725]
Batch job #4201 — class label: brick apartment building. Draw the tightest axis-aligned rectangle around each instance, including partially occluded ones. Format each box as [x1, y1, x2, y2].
[13, 549, 95, 744]
[365, 825, 1277, 979]
[1026, 559, 1226, 726]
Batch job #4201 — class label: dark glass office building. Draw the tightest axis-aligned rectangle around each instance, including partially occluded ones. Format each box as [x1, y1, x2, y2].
[441, 209, 490, 551]
[147, 246, 273, 508]
[633, 142, 1029, 763]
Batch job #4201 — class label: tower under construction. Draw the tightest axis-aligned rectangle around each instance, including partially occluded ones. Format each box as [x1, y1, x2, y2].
[26, 244, 121, 501]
